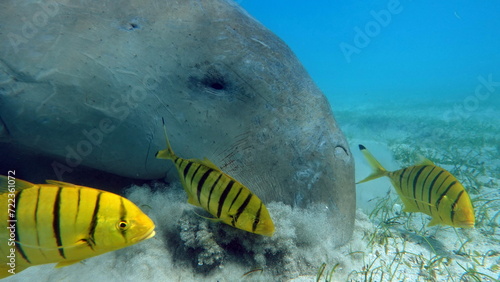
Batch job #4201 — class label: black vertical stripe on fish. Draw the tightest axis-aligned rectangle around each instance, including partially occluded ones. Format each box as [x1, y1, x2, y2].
[412, 166, 427, 209]
[234, 193, 253, 225]
[197, 168, 213, 204]
[119, 197, 127, 240]
[14, 190, 31, 264]
[433, 174, 451, 213]
[438, 212, 445, 223]
[174, 157, 183, 166]
[427, 170, 444, 213]
[119, 197, 127, 221]
[33, 187, 48, 260]
[435, 180, 457, 208]
[217, 180, 235, 218]
[207, 173, 222, 212]
[405, 166, 417, 198]
[450, 190, 465, 223]
[88, 192, 103, 250]
[33, 187, 40, 227]
[52, 186, 66, 259]
[420, 166, 435, 206]
[433, 175, 451, 211]
[434, 175, 451, 196]
[190, 164, 203, 187]
[183, 162, 193, 180]
[398, 168, 408, 191]
[228, 187, 243, 212]
[34, 187, 44, 253]
[252, 202, 263, 233]
[75, 187, 82, 224]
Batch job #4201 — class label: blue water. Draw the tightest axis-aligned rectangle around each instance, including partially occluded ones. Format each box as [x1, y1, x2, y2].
[241, 0, 500, 107]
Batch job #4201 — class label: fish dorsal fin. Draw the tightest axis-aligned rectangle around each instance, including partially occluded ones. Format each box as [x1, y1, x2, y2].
[45, 180, 77, 187]
[55, 260, 82, 268]
[0, 175, 34, 193]
[199, 157, 222, 171]
[417, 157, 434, 166]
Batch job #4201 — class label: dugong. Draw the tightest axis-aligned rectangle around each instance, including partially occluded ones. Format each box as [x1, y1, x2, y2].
[0, 0, 355, 246]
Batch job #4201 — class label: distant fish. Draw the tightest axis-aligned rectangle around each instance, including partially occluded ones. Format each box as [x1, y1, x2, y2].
[0, 176, 155, 278]
[357, 144, 475, 228]
[155, 118, 275, 236]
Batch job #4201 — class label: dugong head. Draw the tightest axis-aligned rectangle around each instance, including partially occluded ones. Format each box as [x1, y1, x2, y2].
[0, 0, 355, 246]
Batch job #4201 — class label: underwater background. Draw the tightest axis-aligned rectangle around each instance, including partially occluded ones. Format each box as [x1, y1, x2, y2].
[241, 0, 500, 281]
[3, 0, 500, 281]
[241, 0, 500, 107]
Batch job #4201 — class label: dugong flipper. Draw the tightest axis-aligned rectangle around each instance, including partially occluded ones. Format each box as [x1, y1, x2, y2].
[0, 0, 355, 246]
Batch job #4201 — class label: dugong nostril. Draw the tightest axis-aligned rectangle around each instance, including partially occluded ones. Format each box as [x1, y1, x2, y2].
[118, 17, 143, 31]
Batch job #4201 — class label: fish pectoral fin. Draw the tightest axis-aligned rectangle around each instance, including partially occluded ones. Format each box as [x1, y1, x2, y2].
[55, 260, 82, 268]
[66, 238, 94, 249]
[401, 195, 435, 209]
[193, 210, 221, 222]
[16, 239, 88, 250]
[45, 180, 77, 187]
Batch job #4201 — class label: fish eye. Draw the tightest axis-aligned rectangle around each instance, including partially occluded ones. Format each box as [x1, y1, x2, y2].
[117, 220, 129, 230]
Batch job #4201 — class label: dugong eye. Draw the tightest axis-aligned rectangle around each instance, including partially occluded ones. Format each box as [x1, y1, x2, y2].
[117, 221, 129, 231]
[203, 72, 226, 90]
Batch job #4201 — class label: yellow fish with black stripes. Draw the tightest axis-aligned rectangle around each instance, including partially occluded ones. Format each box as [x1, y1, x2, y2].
[0, 176, 155, 279]
[155, 118, 275, 236]
[357, 144, 475, 228]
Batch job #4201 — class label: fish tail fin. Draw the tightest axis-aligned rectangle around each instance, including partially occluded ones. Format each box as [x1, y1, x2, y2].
[356, 144, 389, 184]
[155, 117, 176, 160]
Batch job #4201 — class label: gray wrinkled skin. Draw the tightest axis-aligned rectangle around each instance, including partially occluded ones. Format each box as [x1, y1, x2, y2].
[0, 0, 355, 246]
